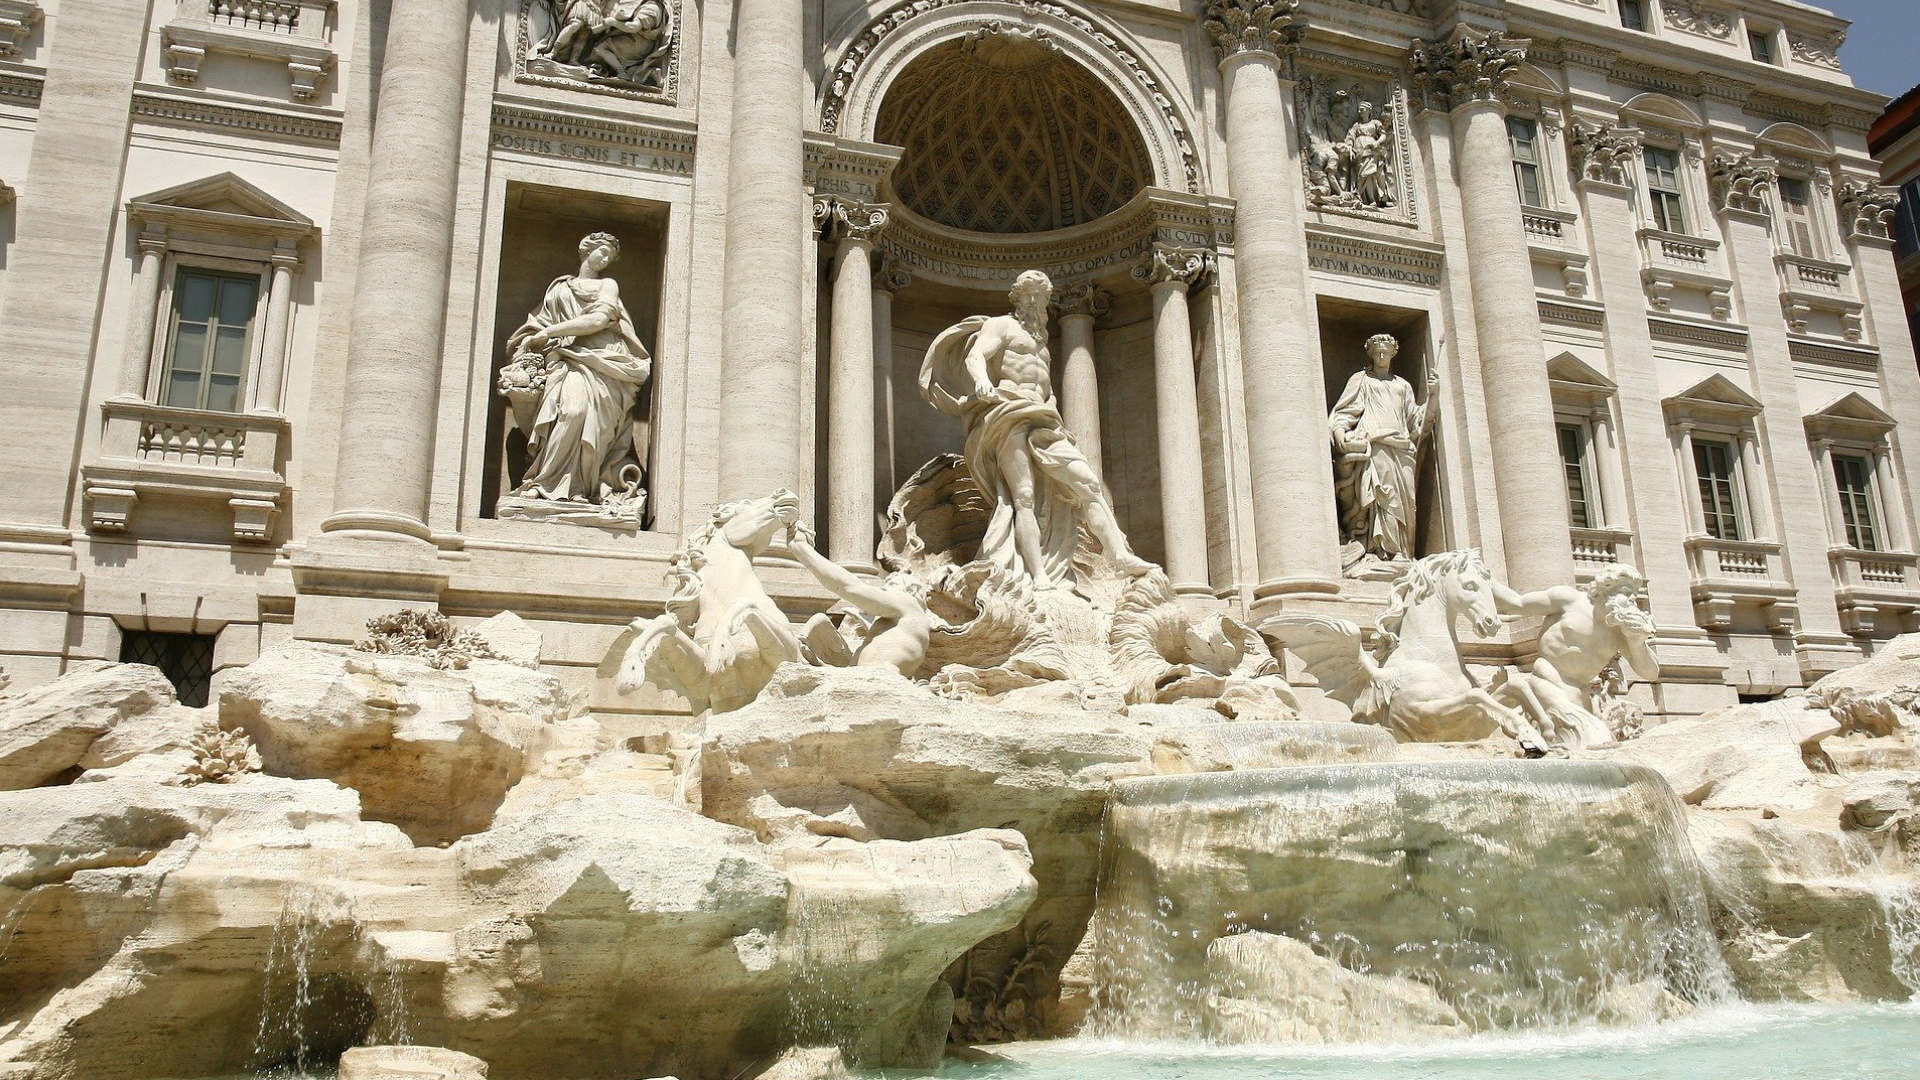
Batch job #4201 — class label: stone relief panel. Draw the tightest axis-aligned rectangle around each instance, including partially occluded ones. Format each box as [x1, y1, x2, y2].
[515, 0, 679, 102]
[1296, 69, 1417, 225]
[1661, 1, 1733, 41]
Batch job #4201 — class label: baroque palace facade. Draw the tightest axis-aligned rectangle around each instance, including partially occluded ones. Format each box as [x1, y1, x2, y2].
[0, 0, 1908, 722]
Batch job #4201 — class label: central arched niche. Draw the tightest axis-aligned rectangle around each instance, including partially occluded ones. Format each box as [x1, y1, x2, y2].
[874, 28, 1151, 235]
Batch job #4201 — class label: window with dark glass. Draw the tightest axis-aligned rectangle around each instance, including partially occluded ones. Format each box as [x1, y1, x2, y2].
[1558, 422, 1594, 529]
[1748, 31, 1775, 64]
[1694, 439, 1744, 540]
[163, 268, 258, 413]
[1894, 178, 1920, 260]
[1619, 0, 1648, 31]
[1509, 117, 1545, 208]
[1777, 177, 1817, 256]
[119, 630, 216, 708]
[1833, 453, 1879, 552]
[1643, 146, 1687, 233]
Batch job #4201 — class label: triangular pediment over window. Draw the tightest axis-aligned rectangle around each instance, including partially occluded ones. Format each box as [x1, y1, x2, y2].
[1663, 373, 1763, 421]
[127, 173, 316, 245]
[1548, 353, 1616, 391]
[1806, 391, 1896, 438]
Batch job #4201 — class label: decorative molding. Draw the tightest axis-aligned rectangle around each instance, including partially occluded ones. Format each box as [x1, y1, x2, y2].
[1408, 29, 1528, 113]
[513, 0, 679, 104]
[1648, 316, 1748, 351]
[1789, 338, 1879, 369]
[131, 90, 342, 143]
[1786, 28, 1846, 70]
[1709, 152, 1776, 216]
[1052, 282, 1110, 320]
[1132, 243, 1214, 288]
[1333, 0, 1433, 15]
[1662, 1, 1732, 41]
[489, 102, 697, 177]
[814, 196, 890, 246]
[803, 134, 902, 203]
[0, 68, 44, 105]
[820, 0, 1202, 195]
[1567, 121, 1641, 186]
[1201, 0, 1304, 61]
[1836, 181, 1899, 241]
[872, 250, 912, 293]
[1305, 226, 1443, 288]
[1608, 59, 1702, 101]
[0, 0, 42, 60]
[1540, 300, 1606, 328]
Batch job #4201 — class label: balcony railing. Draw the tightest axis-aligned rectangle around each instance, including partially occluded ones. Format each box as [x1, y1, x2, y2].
[1684, 535, 1796, 630]
[82, 400, 289, 543]
[1830, 547, 1920, 634]
[209, 1, 299, 32]
[1571, 526, 1635, 567]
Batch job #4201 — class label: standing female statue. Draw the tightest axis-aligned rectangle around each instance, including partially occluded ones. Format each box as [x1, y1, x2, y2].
[498, 232, 652, 516]
[1329, 333, 1435, 571]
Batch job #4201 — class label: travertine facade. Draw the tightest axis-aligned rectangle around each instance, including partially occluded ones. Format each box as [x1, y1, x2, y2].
[0, 0, 1910, 721]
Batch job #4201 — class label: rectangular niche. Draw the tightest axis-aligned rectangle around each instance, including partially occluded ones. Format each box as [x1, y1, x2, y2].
[1317, 299, 1447, 561]
[482, 183, 668, 530]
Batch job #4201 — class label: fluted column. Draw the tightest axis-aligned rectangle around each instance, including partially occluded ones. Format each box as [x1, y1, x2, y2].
[251, 252, 298, 413]
[322, 0, 472, 542]
[872, 255, 909, 522]
[718, 0, 808, 501]
[1203, 0, 1341, 596]
[117, 236, 168, 399]
[1410, 29, 1575, 590]
[1135, 245, 1215, 594]
[1053, 283, 1109, 485]
[817, 197, 888, 571]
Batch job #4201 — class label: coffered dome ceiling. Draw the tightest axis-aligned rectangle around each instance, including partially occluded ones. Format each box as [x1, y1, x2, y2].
[875, 29, 1152, 235]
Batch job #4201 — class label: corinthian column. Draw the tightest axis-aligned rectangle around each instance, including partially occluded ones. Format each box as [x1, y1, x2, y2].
[323, 0, 472, 542]
[1409, 29, 1574, 590]
[816, 197, 888, 572]
[1135, 245, 1215, 594]
[718, 0, 808, 501]
[1052, 283, 1109, 485]
[1202, 0, 1342, 597]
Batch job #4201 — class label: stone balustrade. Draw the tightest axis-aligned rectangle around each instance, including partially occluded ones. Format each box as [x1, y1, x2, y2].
[1828, 547, 1920, 634]
[1570, 526, 1636, 570]
[1684, 535, 1796, 630]
[81, 399, 289, 542]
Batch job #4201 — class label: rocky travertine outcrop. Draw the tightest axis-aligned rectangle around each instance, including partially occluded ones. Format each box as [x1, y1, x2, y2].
[0, 653, 1036, 1080]
[338, 1045, 490, 1079]
[1597, 698, 1843, 811]
[219, 642, 585, 844]
[0, 662, 179, 789]
[1202, 931, 1465, 1043]
[701, 663, 1152, 1039]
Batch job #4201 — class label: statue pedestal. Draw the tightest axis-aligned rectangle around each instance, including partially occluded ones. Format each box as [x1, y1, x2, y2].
[496, 494, 643, 535]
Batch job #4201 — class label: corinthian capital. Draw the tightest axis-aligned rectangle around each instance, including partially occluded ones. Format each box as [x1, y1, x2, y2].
[1707, 152, 1776, 217]
[1202, 0, 1305, 62]
[1052, 282, 1111, 320]
[813, 196, 889, 245]
[1837, 180, 1901, 240]
[1567, 121, 1642, 186]
[1133, 244, 1216, 288]
[1408, 29, 1529, 113]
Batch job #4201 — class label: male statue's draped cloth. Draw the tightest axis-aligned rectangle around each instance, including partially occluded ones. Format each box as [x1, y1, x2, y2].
[506, 275, 652, 501]
[920, 316, 1105, 587]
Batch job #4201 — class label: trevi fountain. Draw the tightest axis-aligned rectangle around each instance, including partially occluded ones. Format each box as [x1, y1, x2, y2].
[2, 1, 1918, 1079]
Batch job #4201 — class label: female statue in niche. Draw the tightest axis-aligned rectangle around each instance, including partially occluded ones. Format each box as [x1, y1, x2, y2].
[1329, 333, 1436, 575]
[497, 232, 652, 525]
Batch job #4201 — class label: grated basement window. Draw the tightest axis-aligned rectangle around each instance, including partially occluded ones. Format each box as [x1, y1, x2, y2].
[119, 630, 216, 707]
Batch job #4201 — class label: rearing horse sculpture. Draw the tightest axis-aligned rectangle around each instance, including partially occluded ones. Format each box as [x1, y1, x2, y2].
[1261, 549, 1550, 753]
[617, 490, 805, 714]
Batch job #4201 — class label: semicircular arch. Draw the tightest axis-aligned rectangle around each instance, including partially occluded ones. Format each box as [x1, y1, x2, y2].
[820, 0, 1203, 196]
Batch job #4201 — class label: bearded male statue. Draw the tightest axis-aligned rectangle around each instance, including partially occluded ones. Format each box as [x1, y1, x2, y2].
[919, 270, 1152, 589]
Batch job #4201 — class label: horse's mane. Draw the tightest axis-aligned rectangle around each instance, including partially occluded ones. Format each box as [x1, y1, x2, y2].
[662, 501, 744, 623]
[1375, 549, 1485, 651]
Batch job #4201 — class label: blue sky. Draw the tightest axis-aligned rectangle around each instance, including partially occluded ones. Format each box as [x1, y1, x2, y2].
[1822, 0, 1919, 98]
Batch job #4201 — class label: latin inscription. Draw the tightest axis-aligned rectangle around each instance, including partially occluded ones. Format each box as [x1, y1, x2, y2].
[489, 132, 692, 176]
[1306, 237, 1443, 288]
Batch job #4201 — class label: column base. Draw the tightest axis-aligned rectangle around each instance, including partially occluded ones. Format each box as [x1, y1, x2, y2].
[321, 509, 435, 543]
[1252, 575, 1342, 600]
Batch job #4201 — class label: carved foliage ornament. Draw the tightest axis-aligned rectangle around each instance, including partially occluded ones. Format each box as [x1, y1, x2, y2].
[1708, 152, 1777, 216]
[1408, 30, 1528, 113]
[815, 196, 891, 245]
[1836, 181, 1900, 240]
[821, 0, 1202, 195]
[1132, 244, 1215, 287]
[1662, 0, 1733, 41]
[1201, 0, 1305, 61]
[1567, 121, 1642, 186]
[517, 0, 678, 102]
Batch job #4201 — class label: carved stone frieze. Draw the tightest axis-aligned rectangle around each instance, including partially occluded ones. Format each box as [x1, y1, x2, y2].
[1408, 30, 1529, 113]
[1297, 73, 1413, 221]
[516, 0, 679, 102]
[1201, 0, 1305, 61]
[1662, 1, 1733, 40]
[1052, 282, 1111, 320]
[1787, 27, 1846, 70]
[1567, 121, 1642, 186]
[1132, 244, 1215, 288]
[1708, 152, 1777, 216]
[814, 196, 890, 246]
[1836, 181, 1901, 241]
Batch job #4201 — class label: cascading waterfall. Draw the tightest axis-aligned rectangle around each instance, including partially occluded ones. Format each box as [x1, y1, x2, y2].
[249, 878, 413, 1076]
[1085, 761, 1733, 1043]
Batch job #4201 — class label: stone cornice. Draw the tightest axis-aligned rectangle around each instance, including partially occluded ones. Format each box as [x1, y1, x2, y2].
[1648, 316, 1748, 351]
[1789, 338, 1879, 369]
[0, 68, 44, 106]
[130, 88, 341, 143]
